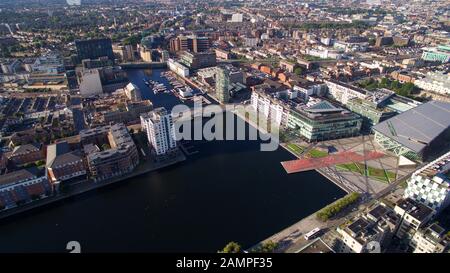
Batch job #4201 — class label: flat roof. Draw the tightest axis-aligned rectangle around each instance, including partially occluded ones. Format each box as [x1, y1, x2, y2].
[396, 198, 434, 222]
[297, 238, 334, 253]
[373, 101, 450, 153]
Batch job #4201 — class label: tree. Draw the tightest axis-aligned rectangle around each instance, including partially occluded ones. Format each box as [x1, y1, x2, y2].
[390, 80, 401, 91]
[259, 241, 278, 253]
[35, 160, 46, 167]
[294, 67, 303, 76]
[379, 77, 390, 88]
[101, 143, 111, 151]
[219, 242, 241, 253]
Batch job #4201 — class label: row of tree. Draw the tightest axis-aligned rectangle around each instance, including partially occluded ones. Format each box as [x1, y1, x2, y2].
[358, 77, 418, 97]
[218, 241, 279, 253]
[316, 192, 361, 222]
[293, 21, 370, 31]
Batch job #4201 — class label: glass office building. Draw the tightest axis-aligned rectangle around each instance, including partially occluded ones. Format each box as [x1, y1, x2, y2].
[287, 101, 362, 142]
[75, 38, 114, 63]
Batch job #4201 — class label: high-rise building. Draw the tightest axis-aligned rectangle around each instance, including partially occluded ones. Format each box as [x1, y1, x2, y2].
[169, 35, 210, 53]
[75, 38, 114, 63]
[192, 36, 210, 53]
[140, 107, 177, 156]
[215, 66, 230, 103]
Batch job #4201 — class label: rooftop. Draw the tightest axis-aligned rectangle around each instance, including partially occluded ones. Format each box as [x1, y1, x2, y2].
[395, 198, 435, 222]
[415, 150, 450, 179]
[0, 168, 39, 187]
[11, 143, 41, 156]
[373, 100, 450, 153]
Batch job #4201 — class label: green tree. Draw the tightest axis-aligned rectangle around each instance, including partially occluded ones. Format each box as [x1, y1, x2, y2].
[259, 241, 278, 253]
[390, 80, 401, 91]
[124, 34, 142, 46]
[294, 67, 303, 76]
[379, 77, 390, 88]
[35, 160, 46, 167]
[219, 242, 241, 253]
[101, 143, 111, 151]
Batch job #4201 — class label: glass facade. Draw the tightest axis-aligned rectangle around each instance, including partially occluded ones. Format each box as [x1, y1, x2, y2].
[287, 109, 362, 142]
[216, 67, 230, 103]
[346, 98, 396, 129]
[374, 131, 421, 161]
[75, 38, 114, 63]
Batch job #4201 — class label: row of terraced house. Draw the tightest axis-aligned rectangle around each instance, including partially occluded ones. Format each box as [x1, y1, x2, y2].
[0, 123, 139, 212]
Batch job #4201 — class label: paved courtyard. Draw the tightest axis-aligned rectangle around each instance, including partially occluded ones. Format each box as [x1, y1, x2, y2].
[284, 135, 416, 195]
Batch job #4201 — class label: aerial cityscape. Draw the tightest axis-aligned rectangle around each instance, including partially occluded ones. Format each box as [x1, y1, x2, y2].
[0, 0, 449, 257]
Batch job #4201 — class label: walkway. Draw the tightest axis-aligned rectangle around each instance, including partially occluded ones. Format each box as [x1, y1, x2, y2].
[281, 150, 385, 173]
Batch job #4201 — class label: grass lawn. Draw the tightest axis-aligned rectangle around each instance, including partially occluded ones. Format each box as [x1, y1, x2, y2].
[286, 143, 305, 156]
[308, 149, 329, 158]
[336, 162, 396, 183]
[336, 163, 360, 172]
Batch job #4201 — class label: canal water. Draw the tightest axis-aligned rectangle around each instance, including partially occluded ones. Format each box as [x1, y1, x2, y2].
[0, 69, 345, 252]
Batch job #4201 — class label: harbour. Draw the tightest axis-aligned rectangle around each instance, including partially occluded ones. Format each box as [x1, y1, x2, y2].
[0, 69, 345, 253]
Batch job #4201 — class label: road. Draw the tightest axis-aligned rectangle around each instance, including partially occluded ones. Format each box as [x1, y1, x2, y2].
[283, 167, 420, 252]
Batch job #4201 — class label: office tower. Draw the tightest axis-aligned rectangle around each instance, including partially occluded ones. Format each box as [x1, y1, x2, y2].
[140, 107, 177, 155]
[192, 36, 210, 52]
[75, 38, 114, 63]
[169, 35, 210, 53]
[216, 66, 230, 103]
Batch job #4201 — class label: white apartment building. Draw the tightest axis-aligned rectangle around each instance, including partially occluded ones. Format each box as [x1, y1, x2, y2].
[337, 204, 399, 253]
[305, 48, 343, 60]
[324, 79, 368, 105]
[410, 223, 449, 253]
[394, 198, 435, 240]
[404, 151, 450, 213]
[230, 13, 243, 23]
[251, 90, 290, 127]
[167, 58, 189, 77]
[414, 71, 450, 95]
[140, 107, 177, 156]
[293, 83, 327, 101]
[124, 82, 142, 102]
